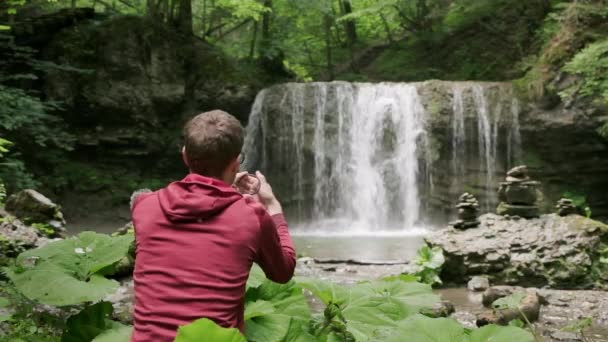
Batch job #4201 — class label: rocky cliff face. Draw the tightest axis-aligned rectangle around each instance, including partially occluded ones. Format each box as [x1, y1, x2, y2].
[426, 213, 608, 289]
[243, 80, 608, 225]
[41, 15, 258, 166]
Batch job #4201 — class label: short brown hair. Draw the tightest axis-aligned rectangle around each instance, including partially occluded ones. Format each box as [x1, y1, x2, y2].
[182, 110, 244, 177]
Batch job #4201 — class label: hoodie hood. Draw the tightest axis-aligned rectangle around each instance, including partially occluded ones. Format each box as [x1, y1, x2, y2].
[158, 173, 242, 222]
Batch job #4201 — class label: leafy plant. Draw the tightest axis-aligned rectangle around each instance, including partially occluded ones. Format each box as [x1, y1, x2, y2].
[244, 266, 311, 342]
[61, 301, 127, 342]
[562, 191, 592, 218]
[562, 38, 608, 104]
[174, 318, 246, 342]
[31, 223, 57, 238]
[299, 274, 441, 341]
[561, 317, 593, 342]
[411, 245, 445, 286]
[5, 232, 133, 306]
[492, 292, 540, 341]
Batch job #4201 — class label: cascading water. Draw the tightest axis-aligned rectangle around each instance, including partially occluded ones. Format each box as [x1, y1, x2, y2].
[243, 81, 522, 233]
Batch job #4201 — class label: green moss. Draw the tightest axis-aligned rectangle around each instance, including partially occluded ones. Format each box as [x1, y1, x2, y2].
[31, 223, 56, 238]
[521, 150, 544, 169]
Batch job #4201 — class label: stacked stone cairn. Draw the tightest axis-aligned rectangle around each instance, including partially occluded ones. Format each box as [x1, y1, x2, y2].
[496, 165, 540, 219]
[452, 192, 480, 229]
[555, 198, 577, 216]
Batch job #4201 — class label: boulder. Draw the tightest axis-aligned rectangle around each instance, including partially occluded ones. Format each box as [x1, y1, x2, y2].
[4, 190, 66, 237]
[495, 203, 540, 219]
[0, 209, 45, 266]
[497, 182, 538, 205]
[476, 289, 541, 326]
[425, 213, 608, 288]
[420, 300, 456, 318]
[468, 276, 490, 292]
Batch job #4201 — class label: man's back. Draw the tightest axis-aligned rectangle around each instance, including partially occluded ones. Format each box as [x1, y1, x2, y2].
[131, 173, 295, 341]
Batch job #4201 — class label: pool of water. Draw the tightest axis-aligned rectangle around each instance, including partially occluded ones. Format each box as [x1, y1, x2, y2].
[67, 216, 431, 263]
[293, 235, 426, 262]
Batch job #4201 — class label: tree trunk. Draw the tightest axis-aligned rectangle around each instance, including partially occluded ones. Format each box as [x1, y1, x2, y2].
[249, 20, 258, 58]
[324, 14, 334, 80]
[380, 13, 394, 44]
[341, 0, 357, 44]
[260, 0, 272, 53]
[176, 0, 192, 35]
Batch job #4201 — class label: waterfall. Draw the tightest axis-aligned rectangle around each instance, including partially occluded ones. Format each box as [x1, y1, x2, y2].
[244, 81, 523, 233]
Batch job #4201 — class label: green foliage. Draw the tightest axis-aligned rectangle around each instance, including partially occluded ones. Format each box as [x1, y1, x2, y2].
[0, 282, 64, 341]
[61, 301, 127, 342]
[299, 274, 441, 341]
[174, 318, 246, 342]
[562, 38, 608, 103]
[598, 121, 608, 139]
[492, 292, 526, 310]
[563, 191, 592, 218]
[468, 324, 535, 342]
[31, 223, 56, 237]
[91, 325, 132, 342]
[561, 316, 593, 333]
[6, 232, 133, 306]
[411, 245, 445, 286]
[245, 266, 311, 342]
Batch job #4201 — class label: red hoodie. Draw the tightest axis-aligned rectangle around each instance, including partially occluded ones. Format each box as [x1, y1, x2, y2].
[130, 173, 296, 342]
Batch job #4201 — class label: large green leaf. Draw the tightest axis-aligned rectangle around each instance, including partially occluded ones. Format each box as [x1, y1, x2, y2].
[7, 232, 132, 306]
[244, 300, 276, 320]
[92, 325, 132, 342]
[61, 301, 115, 342]
[174, 318, 246, 342]
[245, 269, 311, 342]
[384, 315, 467, 342]
[299, 278, 441, 341]
[492, 292, 526, 310]
[469, 325, 535, 342]
[6, 261, 119, 306]
[17, 231, 133, 276]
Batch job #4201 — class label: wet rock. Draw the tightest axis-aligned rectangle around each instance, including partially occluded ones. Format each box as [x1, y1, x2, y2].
[420, 300, 456, 318]
[556, 198, 579, 217]
[496, 202, 540, 218]
[482, 286, 524, 307]
[468, 276, 490, 292]
[451, 193, 481, 230]
[476, 290, 541, 326]
[0, 209, 41, 266]
[426, 213, 608, 288]
[496, 166, 541, 219]
[105, 278, 134, 324]
[5, 189, 66, 237]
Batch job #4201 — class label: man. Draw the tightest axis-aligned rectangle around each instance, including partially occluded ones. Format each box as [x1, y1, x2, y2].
[130, 110, 296, 341]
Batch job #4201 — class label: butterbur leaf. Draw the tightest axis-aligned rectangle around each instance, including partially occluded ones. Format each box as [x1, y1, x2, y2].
[381, 274, 419, 283]
[246, 265, 266, 289]
[384, 315, 467, 342]
[8, 232, 132, 306]
[469, 324, 535, 342]
[244, 300, 276, 320]
[61, 301, 114, 342]
[174, 318, 246, 342]
[297, 278, 347, 305]
[5, 261, 119, 306]
[17, 231, 133, 276]
[92, 325, 132, 342]
[245, 278, 310, 342]
[492, 292, 526, 310]
[304, 278, 441, 341]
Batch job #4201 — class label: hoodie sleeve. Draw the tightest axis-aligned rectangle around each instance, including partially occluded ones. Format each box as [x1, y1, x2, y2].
[254, 212, 296, 284]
